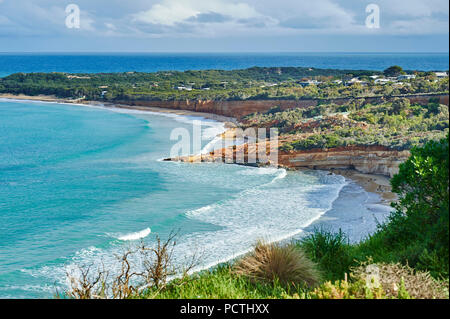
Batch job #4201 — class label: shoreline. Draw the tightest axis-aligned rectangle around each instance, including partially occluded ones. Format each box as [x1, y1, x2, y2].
[329, 169, 396, 205]
[0, 94, 238, 128]
[1, 94, 395, 208]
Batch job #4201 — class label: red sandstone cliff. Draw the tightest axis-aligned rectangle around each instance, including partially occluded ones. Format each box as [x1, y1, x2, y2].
[167, 143, 410, 177]
[278, 146, 410, 177]
[116, 93, 448, 119]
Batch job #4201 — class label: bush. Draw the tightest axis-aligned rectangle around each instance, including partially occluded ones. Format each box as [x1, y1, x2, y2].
[300, 229, 354, 281]
[388, 135, 449, 276]
[351, 261, 449, 299]
[233, 241, 320, 288]
[384, 65, 404, 77]
[310, 278, 386, 299]
[390, 98, 411, 115]
[280, 142, 294, 152]
[310, 261, 448, 299]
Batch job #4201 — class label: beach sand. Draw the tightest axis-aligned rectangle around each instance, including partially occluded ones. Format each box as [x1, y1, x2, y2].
[298, 179, 393, 243]
[0, 93, 83, 103]
[329, 169, 397, 205]
[111, 103, 238, 128]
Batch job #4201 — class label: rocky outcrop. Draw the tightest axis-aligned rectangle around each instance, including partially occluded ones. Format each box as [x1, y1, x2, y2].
[278, 146, 410, 177]
[166, 143, 410, 177]
[116, 93, 448, 119]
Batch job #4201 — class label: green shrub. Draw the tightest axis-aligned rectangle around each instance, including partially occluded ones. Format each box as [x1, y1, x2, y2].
[280, 143, 294, 152]
[299, 229, 354, 281]
[388, 135, 449, 276]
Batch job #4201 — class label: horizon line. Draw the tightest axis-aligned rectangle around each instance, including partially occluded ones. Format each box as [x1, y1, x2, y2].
[0, 51, 449, 54]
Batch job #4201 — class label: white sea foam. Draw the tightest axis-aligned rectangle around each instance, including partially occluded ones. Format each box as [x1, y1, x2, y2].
[24, 171, 351, 297]
[239, 167, 287, 184]
[271, 168, 287, 182]
[239, 167, 280, 175]
[200, 135, 224, 154]
[185, 205, 214, 218]
[105, 104, 230, 158]
[172, 171, 348, 272]
[117, 228, 151, 241]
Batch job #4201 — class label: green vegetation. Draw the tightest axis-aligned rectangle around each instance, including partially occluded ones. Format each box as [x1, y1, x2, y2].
[242, 98, 448, 151]
[140, 264, 309, 299]
[384, 65, 405, 77]
[1, 66, 447, 102]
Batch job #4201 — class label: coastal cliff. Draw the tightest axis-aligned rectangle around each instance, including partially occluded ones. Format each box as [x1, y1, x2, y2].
[278, 146, 410, 177]
[116, 93, 448, 119]
[166, 143, 410, 177]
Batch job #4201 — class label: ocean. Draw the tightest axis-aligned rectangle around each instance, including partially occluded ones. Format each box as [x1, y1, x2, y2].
[0, 53, 448, 78]
[1, 52, 445, 298]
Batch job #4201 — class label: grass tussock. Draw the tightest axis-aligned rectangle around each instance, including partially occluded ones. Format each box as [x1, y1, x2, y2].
[300, 228, 354, 281]
[233, 241, 320, 288]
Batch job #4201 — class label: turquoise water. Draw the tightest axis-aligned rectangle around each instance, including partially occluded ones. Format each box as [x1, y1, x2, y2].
[0, 53, 448, 77]
[0, 100, 359, 298]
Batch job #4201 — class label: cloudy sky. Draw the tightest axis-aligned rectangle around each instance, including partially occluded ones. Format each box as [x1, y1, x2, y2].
[0, 0, 448, 52]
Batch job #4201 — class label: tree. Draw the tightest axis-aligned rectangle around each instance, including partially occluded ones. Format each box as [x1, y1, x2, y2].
[389, 135, 449, 275]
[384, 66, 404, 77]
[391, 98, 410, 115]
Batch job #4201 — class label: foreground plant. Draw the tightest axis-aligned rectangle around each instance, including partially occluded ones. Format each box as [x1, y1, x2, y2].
[63, 232, 199, 299]
[351, 261, 449, 299]
[309, 260, 449, 299]
[233, 241, 320, 288]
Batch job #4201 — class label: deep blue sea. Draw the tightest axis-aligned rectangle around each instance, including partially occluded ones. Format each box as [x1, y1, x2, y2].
[0, 53, 448, 77]
[1, 53, 445, 298]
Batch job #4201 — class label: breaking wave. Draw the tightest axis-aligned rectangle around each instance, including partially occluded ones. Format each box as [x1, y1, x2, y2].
[116, 228, 151, 241]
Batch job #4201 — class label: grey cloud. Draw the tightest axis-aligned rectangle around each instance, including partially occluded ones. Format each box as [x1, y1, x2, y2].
[187, 12, 232, 23]
[0, 0, 448, 40]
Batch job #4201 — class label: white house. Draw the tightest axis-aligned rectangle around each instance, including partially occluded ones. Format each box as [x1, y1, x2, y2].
[299, 80, 322, 87]
[177, 86, 193, 91]
[397, 74, 416, 80]
[346, 78, 367, 86]
[375, 78, 391, 85]
[435, 72, 448, 78]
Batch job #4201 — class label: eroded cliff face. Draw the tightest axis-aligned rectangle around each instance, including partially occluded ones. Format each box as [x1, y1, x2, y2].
[166, 144, 410, 177]
[116, 93, 448, 119]
[278, 146, 410, 177]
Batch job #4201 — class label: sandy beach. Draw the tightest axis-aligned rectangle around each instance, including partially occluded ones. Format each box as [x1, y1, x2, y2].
[329, 169, 396, 205]
[111, 103, 239, 129]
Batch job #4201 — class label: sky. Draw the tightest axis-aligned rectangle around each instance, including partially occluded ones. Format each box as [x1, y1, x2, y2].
[0, 0, 448, 52]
